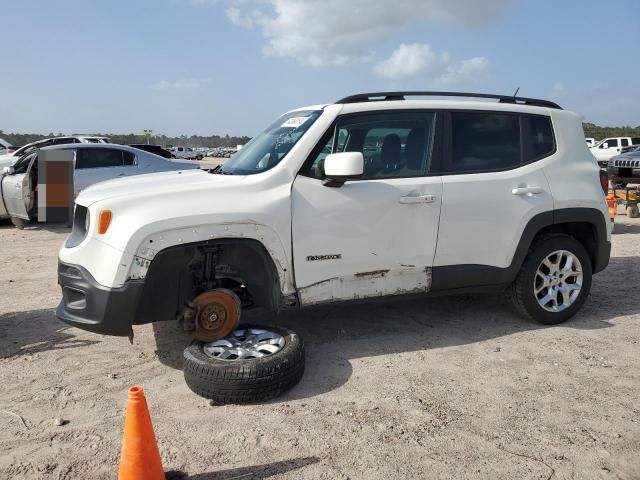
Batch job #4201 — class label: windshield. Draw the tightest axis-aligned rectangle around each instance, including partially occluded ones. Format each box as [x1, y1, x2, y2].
[219, 109, 322, 175]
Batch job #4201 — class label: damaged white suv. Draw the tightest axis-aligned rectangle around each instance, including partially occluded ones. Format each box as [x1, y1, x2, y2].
[57, 92, 611, 400]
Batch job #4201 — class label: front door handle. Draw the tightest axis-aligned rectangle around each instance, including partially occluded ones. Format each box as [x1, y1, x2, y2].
[399, 194, 435, 204]
[512, 186, 543, 195]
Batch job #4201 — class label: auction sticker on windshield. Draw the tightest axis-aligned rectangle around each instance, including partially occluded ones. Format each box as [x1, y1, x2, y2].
[281, 116, 311, 128]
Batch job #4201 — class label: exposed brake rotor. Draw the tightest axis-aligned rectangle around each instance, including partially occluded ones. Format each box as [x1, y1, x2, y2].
[190, 289, 242, 342]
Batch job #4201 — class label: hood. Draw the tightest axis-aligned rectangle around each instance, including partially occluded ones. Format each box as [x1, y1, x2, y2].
[611, 151, 640, 161]
[76, 168, 247, 207]
[0, 154, 16, 168]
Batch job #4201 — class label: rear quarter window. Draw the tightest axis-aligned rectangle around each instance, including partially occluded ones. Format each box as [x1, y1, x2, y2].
[525, 115, 555, 162]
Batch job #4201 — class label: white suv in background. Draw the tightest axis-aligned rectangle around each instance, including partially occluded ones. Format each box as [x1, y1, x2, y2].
[57, 91, 611, 341]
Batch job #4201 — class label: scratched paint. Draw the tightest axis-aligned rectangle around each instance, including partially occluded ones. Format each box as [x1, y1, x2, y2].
[298, 267, 432, 306]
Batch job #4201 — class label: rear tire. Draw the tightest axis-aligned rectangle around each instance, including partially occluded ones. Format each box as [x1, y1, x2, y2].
[509, 234, 592, 325]
[183, 324, 305, 405]
[627, 204, 640, 218]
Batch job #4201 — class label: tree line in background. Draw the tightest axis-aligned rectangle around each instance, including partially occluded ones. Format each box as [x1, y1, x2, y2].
[2, 123, 640, 148]
[582, 123, 640, 140]
[0, 131, 252, 148]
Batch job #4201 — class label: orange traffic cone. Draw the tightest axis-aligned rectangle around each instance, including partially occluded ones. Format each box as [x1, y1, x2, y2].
[118, 386, 165, 480]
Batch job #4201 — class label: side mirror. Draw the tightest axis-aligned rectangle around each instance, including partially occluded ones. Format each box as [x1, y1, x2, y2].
[3, 166, 15, 175]
[601, 142, 609, 149]
[322, 152, 364, 188]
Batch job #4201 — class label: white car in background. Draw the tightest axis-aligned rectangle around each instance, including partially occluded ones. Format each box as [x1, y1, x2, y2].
[0, 138, 14, 155]
[585, 137, 596, 148]
[0, 135, 110, 168]
[169, 146, 203, 160]
[0, 143, 198, 224]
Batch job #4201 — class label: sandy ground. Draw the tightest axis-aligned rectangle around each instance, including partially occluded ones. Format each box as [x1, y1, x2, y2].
[1, 213, 639, 480]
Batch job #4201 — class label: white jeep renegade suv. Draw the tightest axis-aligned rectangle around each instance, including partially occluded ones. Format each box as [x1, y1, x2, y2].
[56, 92, 611, 340]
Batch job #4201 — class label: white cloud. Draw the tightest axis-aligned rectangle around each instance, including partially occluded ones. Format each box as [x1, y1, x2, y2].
[150, 78, 212, 90]
[226, 6, 254, 28]
[373, 43, 488, 87]
[221, 0, 508, 66]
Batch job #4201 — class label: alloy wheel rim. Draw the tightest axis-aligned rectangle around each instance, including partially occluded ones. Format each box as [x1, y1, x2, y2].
[534, 250, 583, 312]
[203, 328, 285, 360]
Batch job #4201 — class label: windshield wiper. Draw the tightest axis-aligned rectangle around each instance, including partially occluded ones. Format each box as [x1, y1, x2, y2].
[210, 165, 233, 175]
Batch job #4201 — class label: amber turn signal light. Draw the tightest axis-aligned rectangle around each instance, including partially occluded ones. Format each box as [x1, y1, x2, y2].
[98, 210, 112, 234]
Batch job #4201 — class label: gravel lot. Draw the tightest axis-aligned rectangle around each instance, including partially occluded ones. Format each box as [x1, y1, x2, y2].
[1, 214, 639, 480]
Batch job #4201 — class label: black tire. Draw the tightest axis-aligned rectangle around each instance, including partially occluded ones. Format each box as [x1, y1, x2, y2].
[183, 324, 305, 404]
[509, 234, 592, 325]
[196, 154, 203, 160]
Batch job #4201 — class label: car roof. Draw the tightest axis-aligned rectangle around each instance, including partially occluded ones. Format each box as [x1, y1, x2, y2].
[41, 143, 137, 153]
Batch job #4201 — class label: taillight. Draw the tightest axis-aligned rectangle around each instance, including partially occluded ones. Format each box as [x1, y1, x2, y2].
[599, 169, 608, 195]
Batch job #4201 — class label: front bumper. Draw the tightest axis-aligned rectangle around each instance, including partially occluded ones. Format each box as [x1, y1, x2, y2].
[607, 164, 640, 184]
[56, 261, 144, 336]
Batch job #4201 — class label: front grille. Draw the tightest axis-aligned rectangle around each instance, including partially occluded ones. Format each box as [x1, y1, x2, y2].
[614, 159, 640, 168]
[65, 205, 88, 248]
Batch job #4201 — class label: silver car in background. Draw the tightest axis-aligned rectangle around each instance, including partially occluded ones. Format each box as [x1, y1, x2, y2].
[0, 135, 111, 169]
[0, 143, 198, 223]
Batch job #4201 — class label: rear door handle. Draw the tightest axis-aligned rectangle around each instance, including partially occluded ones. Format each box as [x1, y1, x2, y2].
[399, 194, 435, 204]
[512, 186, 543, 195]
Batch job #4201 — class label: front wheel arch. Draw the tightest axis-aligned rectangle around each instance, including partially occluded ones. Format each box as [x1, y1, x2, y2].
[133, 238, 282, 326]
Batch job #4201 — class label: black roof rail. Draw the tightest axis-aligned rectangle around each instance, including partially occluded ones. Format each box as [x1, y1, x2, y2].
[335, 91, 562, 109]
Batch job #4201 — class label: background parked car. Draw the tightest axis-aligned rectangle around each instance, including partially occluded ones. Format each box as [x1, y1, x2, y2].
[607, 149, 640, 188]
[0, 138, 15, 155]
[0, 143, 198, 224]
[590, 136, 640, 167]
[168, 146, 203, 160]
[585, 137, 596, 148]
[0, 135, 110, 168]
[620, 143, 640, 154]
[129, 144, 175, 159]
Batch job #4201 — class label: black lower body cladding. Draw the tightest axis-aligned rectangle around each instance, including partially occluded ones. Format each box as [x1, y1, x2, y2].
[56, 262, 144, 336]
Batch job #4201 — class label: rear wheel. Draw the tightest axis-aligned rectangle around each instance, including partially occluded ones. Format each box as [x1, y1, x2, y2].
[509, 234, 592, 325]
[183, 325, 305, 404]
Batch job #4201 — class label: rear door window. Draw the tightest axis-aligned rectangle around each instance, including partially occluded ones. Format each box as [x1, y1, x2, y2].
[445, 112, 521, 174]
[75, 148, 136, 169]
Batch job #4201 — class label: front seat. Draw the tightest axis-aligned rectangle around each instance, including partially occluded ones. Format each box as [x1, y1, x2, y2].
[380, 134, 402, 175]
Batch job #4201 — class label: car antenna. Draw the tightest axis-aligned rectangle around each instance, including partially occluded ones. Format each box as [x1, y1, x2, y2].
[513, 87, 520, 98]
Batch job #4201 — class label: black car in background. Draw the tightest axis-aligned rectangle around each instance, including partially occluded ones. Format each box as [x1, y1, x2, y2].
[129, 144, 175, 159]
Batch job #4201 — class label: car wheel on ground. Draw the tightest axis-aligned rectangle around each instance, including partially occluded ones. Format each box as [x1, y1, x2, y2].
[509, 234, 592, 325]
[627, 204, 640, 218]
[183, 324, 305, 405]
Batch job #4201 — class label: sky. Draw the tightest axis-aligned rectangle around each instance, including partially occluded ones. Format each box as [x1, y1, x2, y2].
[2, 0, 639, 137]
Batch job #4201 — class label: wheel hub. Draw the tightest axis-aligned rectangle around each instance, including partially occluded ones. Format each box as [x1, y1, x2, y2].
[191, 289, 242, 342]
